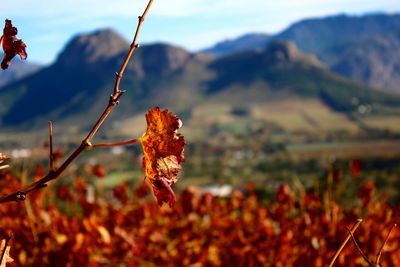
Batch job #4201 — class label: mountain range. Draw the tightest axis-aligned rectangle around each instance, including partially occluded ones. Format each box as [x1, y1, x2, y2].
[202, 33, 272, 56]
[0, 29, 210, 129]
[204, 13, 400, 93]
[0, 13, 400, 136]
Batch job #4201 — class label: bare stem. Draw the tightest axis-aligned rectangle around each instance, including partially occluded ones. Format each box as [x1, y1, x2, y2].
[85, 0, 154, 143]
[375, 223, 397, 265]
[91, 138, 139, 148]
[0, 236, 10, 265]
[113, 0, 153, 96]
[346, 226, 373, 266]
[328, 219, 363, 267]
[49, 121, 54, 172]
[0, 165, 10, 171]
[0, 0, 154, 204]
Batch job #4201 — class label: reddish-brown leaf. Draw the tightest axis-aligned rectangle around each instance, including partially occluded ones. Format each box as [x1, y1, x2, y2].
[92, 164, 106, 178]
[140, 107, 185, 207]
[350, 159, 361, 178]
[134, 181, 151, 198]
[1, 19, 27, 70]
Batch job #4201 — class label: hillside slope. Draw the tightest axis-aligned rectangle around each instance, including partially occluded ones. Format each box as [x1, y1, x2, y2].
[2, 30, 400, 133]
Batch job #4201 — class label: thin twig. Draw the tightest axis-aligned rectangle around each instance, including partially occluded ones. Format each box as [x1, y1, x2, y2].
[375, 223, 397, 266]
[0, 235, 11, 265]
[0, 165, 10, 171]
[85, 0, 154, 143]
[328, 219, 363, 267]
[91, 138, 139, 148]
[0, 0, 154, 204]
[49, 121, 54, 172]
[346, 226, 373, 266]
[0, 153, 10, 170]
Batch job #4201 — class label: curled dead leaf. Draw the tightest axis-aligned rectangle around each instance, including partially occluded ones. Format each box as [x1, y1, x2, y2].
[1, 19, 27, 70]
[0, 19, 27, 70]
[140, 107, 185, 207]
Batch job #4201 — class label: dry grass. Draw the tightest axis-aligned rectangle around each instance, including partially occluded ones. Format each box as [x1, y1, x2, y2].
[362, 116, 400, 132]
[252, 99, 358, 132]
[288, 140, 400, 159]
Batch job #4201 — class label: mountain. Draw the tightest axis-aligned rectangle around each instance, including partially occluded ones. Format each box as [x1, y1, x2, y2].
[207, 41, 400, 112]
[56, 29, 128, 67]
[276, 13, 400, 57]
[1, 27, 399, 135]
[329, 33, 400, 91]
[0, 29, 206, 129]
[201, 13, 400, 93]
[202, 33, 271, 56]
[0, 55, 41, 88]
[275, 13, 400, 92]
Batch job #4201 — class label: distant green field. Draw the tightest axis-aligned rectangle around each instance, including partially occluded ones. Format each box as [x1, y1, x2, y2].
[95, 170, 142, 188]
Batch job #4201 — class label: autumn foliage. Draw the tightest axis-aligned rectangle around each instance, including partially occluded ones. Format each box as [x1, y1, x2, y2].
[0, 167, 399, 267]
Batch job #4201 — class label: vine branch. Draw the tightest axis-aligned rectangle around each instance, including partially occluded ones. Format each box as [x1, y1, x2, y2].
[48, 121, 54, 172]
[0, 165, 9, 171]
[0, 0, 154, 204]
[328, 219, 363, 267]
[375, 223, 397, 265]
[332, 221, 397, 267]
[0, 234, 11, 265]
[91, 138, 139, 149]
[346, 226, 373, 265]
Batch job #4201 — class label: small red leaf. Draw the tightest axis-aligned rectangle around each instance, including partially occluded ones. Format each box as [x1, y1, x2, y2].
[92, 164, 106, 178]
[1, 19, 27, 70]
[350, 159, 361, 178]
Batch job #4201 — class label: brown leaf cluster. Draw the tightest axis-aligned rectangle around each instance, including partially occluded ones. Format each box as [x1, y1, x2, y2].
[0, 169, 399, 266]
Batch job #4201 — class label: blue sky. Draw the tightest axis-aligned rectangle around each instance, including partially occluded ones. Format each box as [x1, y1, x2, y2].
[1, 0, 399, 64]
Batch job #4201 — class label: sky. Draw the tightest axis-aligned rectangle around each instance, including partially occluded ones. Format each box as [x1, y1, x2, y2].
[1, 0, 399, 64]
